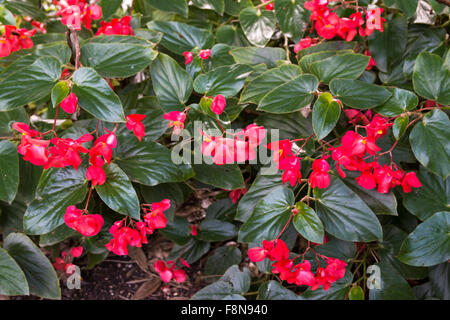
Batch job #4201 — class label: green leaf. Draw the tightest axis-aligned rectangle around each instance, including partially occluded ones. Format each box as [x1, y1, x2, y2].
[4, 233, 61, 299]
[145, 0, 188, 17]
[374, 87, 418, 117]
[150, 53, 193, 111]
[192, 0, 224, 13]
[193, 64, 253, 97]
[0, 140, 19, 204]
[39, 225, 78, 247]
[0, 107, 28, 136]
[160, 217, 191, 245]
[393, 0, 419, 18]
[230, 47, 285, 69]
[239, 7, 276, 47]
[257, 74, 319, 113]
[80, 41, 156, 78]
[147, 21, 213, 55]
[99, 0, 122, 18]
[71, 67, 125, 123]
[368, 14, 408, 74]
[296, 40, 356, 58]
[310, 53, 369, 85]
[216, 25, 251, 47]
[169, 238, 210, 264]
[312, 92, 341, 140]
[0, 247, 29, 296]
[349, 285, 364, 300]
[205, 246, 242, 277]
[413, 52, 450, 105]
[429, 263, 450, 300]
[241, 64, 302, 104]
[197, 219, 238, 241]
[95, 163, 140, 220]
[24, 166, 88, 235]
[255, 112, 313, 140]
[235, 174, 284, 223]
[314, 176, 383, 242]
[5, 0, 45, 20]
[392, 115, 409, 140]
[403, 167, 449, 221]
[299, 50, 352, 73]
[292, 202, 324, 244]
[369, 259, 415, 300]
[0, 5, 16, 25]
[224, 0, 252, 16]
[0, 56, 61, 111]
[124, 101, 168, 140]
[238, 188, 294, 243]
[409, 109, 450, 179]
[193, 163, 244, 190]
[258, 281, 301, 300]
[315, 237, 356, 261]
[115, 135, 194, 186]
[51, 81, 70, 108]
[329, 79, 392, 109]
[274, 0, 309, 42]
[398, 211, 450, 267]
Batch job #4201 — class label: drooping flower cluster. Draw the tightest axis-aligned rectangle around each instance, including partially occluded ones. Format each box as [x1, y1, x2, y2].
[53, 246, 84, 275]
[126, 114, 146, 141]
[331, 114, 422, 193]
[267, 139, 303, 187]
[210, 95, 227, 115]
[60, 92, 78, 114]
[105, 200, 171, 256]
[293, 37, 320, 53]
[154, 259, 190, 283]
[304, 0, 385, 41]
[64, 205, 104, 237]
[183, 49, 211, 64]
[201, 124, 266, 165]
[95, 16, 134, 36]
[87, 128, 118, 186]
[55, 0, 102, 30]
[248, 239, 347, 291]
[309, 158, 331, 189]
[0, 25, 37, 58]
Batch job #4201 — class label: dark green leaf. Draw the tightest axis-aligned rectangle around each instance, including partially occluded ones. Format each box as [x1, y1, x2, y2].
[230, 47, 285, 68]
[197, 219, 238, 241]
[145, 0, 188, 17]
[292, 202, 324, 244]
[238, 188, 294, 243]
[95, 163, 140, 220]
[169, 238, 210, 264]
[99, 0, 122, 18]
[312, 92, 341, 140]
[398, 211, 450, 267]
[274, 0, 309, 42]
[193, 163, 244, 190]
[0, 247, 29, 296]
[329, 79, 392, 109]
[314, 176, 383, 242]
[205, 246, 242, 276]
[4, 233, 61, 299]
[0, 140, 19, 204]
[409, 109, 450, 179]
[257, 74, 319, 113]
[239, 7, 276, 47]
[71, 67, 125, 123]
[374, 87, 418, 117]
[258, 280, 301, 300]
[429, 263, 450, 300]
[160, 217, 191, 245]
[192, 0, 224, 13]
[0, 56, 61, 111]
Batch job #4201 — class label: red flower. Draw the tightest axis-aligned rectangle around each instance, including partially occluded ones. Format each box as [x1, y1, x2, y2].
[154, 260, 187, 283]
[86, 165, 106, 186]
[261, 0, 274, 11]
[106, 223, 142, 256]
[229, 188, 247, 204]
[314, 12, 340, 39]
[70, 246, 83, 258]
[267, 139, 293, 163]
[89, 128, 117, 165]
[96, 16, 133, 36]
[365, 8, 385, 36]
[143, 199, 171, 231]
[60, 93, 78, 114]
[293, 260, 316, 286]
[198, 49, 211, 60]
[294, 37, 319, 53]
[401, 172, 422, 193]
[364, 50, 377, 70]
[164, 111, 186, 135]
[190, 224, 198, 236]
[279, 155, 302, 187]
[45, 134, 93, 170]
[365, 114, 392, 141]
[126, 114, 146, 142]
[309, 159, 330, 189]
[183, 51, 193, 64]
[211, 95, 226, 115]
[58, 5, 82, 30]
[64, 205, 104, 237]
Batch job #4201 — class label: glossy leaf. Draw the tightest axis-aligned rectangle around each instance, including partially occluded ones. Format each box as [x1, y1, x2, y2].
[193, 163, 244, 190]
[274, 0, 309, 42]
[312, 92, 341, 140]
[197, 219, 238, 242]
[0, 247, 29, 296]
[145, 0, 188, 17]
[409, 109, 450, 179]
[0, 140, 19, 204]
[292, 202, 324, 244]
[238, 188, 294, 243]
[374, 87, 418, 117]
[239, 7, 276, 47]
[230, 47, 285, 68]
[71, 67, 125, 123]
[4, 233, 61, 299]
[258, 280, 301, 300]
[314, 176, 383, 242]
[257, 74, 319, 113]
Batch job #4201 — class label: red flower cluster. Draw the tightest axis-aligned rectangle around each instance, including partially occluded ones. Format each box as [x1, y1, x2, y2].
[106, 200, 171, 256]
[248, 239, 347, 291]
[164, 111, 186, 135]
[267, 140, 302, 187]
[45, 134, 93, 170]
[53, 246, 84, 275]
[331, 114, 422, 193]
[201, 124, 266, 165]
[154, 259, 190, 283]
[126, 114, 146, 141]
[309, 158, 330, 189]
[87, 128, 118, 186]
[60, 92, 78, 114]
[64, 205, 104, 237]
[183, 49, 211, 64]
[96, 16, 134, 36]
[304, 0, 385, 41]
[0, 25, 37, 58]
[55, 0, 102, 30]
